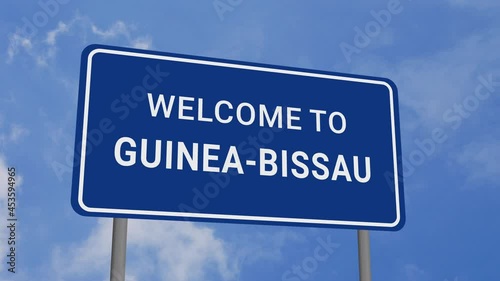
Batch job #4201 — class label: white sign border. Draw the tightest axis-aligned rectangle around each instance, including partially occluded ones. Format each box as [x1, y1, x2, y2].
[77, 47, 402, 228]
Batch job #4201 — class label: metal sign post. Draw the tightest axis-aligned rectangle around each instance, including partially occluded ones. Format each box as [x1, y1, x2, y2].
[357, 230, 372, 281]
[110, 218, 128, 281]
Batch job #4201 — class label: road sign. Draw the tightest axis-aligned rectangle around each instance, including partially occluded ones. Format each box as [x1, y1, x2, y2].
[71, 44, 405, 230]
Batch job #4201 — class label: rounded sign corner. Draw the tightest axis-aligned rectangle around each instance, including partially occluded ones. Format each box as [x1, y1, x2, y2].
[71, 189, 94, 216]
[379, 78, 398, 97]
[388, 211, 405, 231]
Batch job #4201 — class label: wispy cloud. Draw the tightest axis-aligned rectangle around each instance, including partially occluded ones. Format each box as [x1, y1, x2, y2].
[45, 22, 70, 46]
[6, 33, 33, 63]
[403, 264, 428, 281]
[89, 20, 152, 49]
[6, 15, 153, 66]
[348, 28, 500, 130]
[91, 21, 131, 39]
[203, 25, 265, 60]
[0, 124, 29, 146]
[456, 138, 500, 186]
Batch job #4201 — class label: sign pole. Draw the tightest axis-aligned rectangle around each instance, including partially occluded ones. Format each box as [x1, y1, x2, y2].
[110, 218, 128, 281]
[357, 230, 372, 281]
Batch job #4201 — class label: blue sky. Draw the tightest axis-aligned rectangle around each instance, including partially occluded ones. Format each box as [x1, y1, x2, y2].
[1, 1, 500, 280]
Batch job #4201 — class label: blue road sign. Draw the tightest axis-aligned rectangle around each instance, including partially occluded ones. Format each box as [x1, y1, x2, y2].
[71, 44, 405, 230]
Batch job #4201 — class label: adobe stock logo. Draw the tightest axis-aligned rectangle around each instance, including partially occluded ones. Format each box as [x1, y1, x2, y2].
[213, 0, 243, 21]
[52, 64, 170, 181]
[281, 236, 340, 281]
[384, 73, 499, 190]
[17, 0, 70, 38]
[339, 0, 411, 63]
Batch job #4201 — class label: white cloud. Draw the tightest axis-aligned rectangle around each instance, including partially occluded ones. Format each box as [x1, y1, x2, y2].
[129, 220, 237, 281]
[131, 36, 153, 50]
[51, 219, 238, 281]
[49, 217, 305, 281]
[88, 20, 153, 50]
